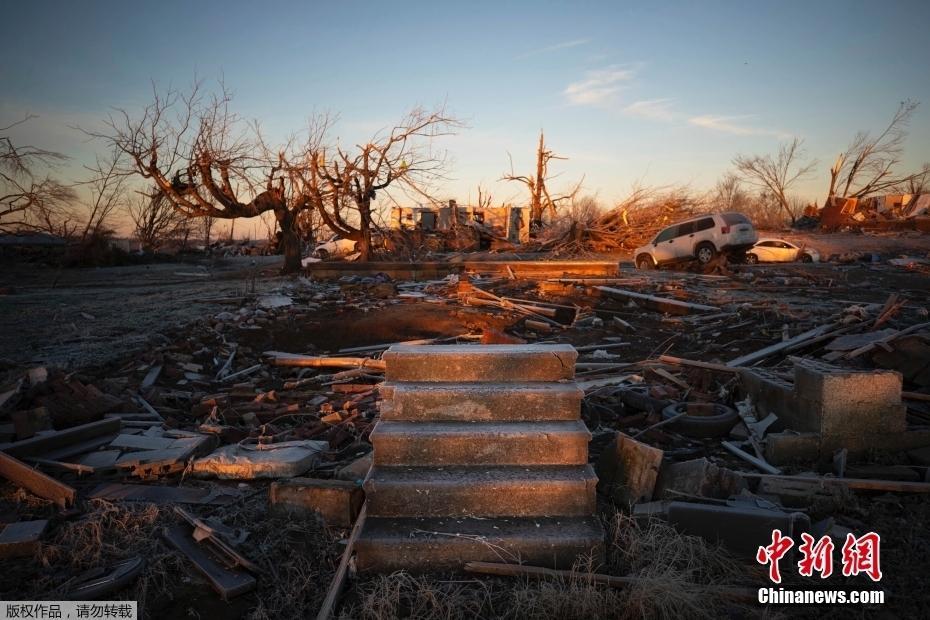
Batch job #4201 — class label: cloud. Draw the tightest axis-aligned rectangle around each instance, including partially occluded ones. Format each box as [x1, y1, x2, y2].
[564, 65, 635, 106]
[622, 98, 676, 121]
[688, 114, 789, 138]
[516, 38, 590, 59]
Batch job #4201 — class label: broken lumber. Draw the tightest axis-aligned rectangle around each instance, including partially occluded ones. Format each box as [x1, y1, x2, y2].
[594, 286, 720, 314]
[657, 355, 738, 374]
[315, 503, 367, 620]
[726, 324, 833, 367]
[0, 417, 121, 459]
[740, 473, 930, 493]
[721, 441, 782, 475]
[464, 561, 757, 601]
[0, 452, 76, 508]
[267, 353, 386, 371]
[162, 524, 256, 600]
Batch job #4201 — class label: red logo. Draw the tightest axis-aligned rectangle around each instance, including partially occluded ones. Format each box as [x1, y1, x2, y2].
[757, 530, 882, 583]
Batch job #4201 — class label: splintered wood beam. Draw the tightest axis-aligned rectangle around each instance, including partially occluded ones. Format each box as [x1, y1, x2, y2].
[594, 286, 720, 315]
[0, 452, 76, 508]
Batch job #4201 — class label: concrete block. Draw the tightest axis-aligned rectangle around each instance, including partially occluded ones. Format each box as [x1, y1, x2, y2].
[356, 516, 604, 572]
[192, 440, 328, 479]
[270, 478, 363, 527]
[654, 458, 747, 500]
[382, 382, 583, 421]
[667, 502, 809, 559]
[794, 359, 905, 438]
[738, 368, 802, 429]
[334, 452, 372, 483]
[370, 420, 591, 466]
[764, 432, 822, 465]
[365, 465, 596, 518]
[596, 432, 663, 506]
[383, 344, 577, 382]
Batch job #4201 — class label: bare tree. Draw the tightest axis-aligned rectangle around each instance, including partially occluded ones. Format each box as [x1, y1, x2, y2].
[733, 138, 817, 224]
[1, 115, 75, 233]
[713, 172, 750, 212]
[87, 82, 312, 272]
[129, 191, 183, 251]
[827, 100, 922, 199]
[297, 107, 461, 260]
[78, 151, 127, 243]
[502, 130, 582, 234]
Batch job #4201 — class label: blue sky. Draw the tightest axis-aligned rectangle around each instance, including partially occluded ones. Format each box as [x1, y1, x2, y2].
[3, 0, 929, 226]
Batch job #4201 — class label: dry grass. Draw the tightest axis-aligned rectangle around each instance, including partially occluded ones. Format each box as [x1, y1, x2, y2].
[0, 487, 341, 620]
[341, 511, 770, 620]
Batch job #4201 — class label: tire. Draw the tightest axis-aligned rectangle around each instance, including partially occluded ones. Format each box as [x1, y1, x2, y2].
[636, 255, 655, 270]
[799, 253, 813, 263]
[745, 252, 759, 264]
[317, 249, 329, 260]
[661, 402, 739, 438]
[695, 243, 717, 265]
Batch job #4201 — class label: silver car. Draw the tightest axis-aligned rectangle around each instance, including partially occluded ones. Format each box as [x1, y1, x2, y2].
[633, 212, 758, 269]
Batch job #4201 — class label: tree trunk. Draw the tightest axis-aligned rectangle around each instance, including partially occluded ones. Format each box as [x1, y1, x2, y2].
[358, 201, 372, 261]
[277, 209, 302, 273]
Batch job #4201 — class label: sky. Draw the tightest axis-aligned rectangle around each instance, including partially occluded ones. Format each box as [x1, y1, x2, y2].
[2, 0, 929, 235]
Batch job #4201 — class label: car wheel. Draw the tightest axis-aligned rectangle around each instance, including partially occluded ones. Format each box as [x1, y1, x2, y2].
[317, 249, 329, 260]
[799, 253, 813, 263]
[695, 243, 716, 265]
[662, 402, 739, 438]
[636, 255, 655, 270]
[745, 252, 759, 264]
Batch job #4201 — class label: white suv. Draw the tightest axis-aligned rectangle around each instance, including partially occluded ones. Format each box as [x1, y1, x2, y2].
[633, 212, 758, 269]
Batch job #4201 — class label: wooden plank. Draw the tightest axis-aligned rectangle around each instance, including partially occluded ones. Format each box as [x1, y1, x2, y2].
[726, 324, 833, 367]
[740, 473, 930, 493]
[721, 441, 782, 475]
[0, 452, 76, 508]
[315, 503, 367, 620]
[657, 354, 739, 374]
[595, 286, 720, 314]
[89, 483, 238, 505]
[0, 418, 122, 459]
[162, 524, 256, 600]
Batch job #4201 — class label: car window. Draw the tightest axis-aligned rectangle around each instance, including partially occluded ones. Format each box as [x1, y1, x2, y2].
[780, 242, 795, 249]
[694, 218, 715, 232]
[757, 241, 774, 247]
[676, 221, 695, 236]
[722, 213, 750, 226]
[654, 226, 677, 243]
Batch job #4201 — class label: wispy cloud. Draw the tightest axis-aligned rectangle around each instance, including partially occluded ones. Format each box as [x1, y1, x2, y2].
[688, 115, 789, 138]
[622, 98, 676, 121]
[564, 65, 635, 106]
[516, 38, 590, 59]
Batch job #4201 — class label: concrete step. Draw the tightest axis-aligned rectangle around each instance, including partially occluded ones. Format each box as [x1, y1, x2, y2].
[370, 420, 591, 466]
[365, 465, 597, 517]
[380, 382, 583, 421]
[356, 516, 605, 572]
[383, 344, 577, 382]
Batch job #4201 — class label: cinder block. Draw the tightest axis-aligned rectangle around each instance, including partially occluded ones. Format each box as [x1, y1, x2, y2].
[269, 478, 363, 527]
[764, 432, 822, 465]
[794, 359, 905, 439]
[738, 368, 803, 430]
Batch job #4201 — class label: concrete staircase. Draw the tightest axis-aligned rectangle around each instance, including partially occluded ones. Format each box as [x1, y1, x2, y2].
[356, 344, 605, 572]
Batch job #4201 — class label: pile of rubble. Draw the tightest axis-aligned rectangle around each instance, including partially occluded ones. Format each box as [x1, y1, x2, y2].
[1, 258, 929, 615]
